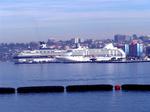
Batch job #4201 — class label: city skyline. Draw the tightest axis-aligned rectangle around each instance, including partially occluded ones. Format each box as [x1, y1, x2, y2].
[0, 0, 150, 42]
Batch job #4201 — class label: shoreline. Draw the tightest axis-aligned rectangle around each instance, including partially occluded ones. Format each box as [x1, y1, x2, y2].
[14, 60, 150, 64]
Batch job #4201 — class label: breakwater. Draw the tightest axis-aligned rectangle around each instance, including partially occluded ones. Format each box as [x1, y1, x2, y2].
[1, 84, 150, 94]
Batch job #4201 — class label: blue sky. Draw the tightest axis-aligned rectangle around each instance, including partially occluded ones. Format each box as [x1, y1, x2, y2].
[0, 0, 150, 42]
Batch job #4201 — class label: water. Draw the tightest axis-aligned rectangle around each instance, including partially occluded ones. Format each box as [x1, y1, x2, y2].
[0, 62, 150, 112]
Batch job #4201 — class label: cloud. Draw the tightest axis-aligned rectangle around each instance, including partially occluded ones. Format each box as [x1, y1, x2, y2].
[0, 0, 150, 42]
[0, 0, 149, 11]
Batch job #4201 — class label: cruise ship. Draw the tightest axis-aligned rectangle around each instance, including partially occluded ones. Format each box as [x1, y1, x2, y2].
[14, 43, 126, 63]
[13, 43, 66, 64]
[56, 43, 126, 62]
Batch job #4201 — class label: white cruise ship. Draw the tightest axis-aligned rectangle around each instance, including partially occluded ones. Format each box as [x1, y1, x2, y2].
[14, 43, 126, 63]
[56, 43, 126, 62]
[13, 43, 66, 64]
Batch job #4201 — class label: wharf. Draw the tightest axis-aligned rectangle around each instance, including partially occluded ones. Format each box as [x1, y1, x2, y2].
[14, 60, 150, 64]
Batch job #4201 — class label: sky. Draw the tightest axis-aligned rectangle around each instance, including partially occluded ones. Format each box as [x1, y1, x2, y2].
[0, 0, 150, 42]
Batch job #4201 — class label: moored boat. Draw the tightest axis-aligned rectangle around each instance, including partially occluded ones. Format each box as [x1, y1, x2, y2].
[14, 43, 126, 63]
[56, 43, 126, 63]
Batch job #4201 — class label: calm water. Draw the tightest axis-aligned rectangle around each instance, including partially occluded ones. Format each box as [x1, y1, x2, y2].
[0, 62, 150, 112]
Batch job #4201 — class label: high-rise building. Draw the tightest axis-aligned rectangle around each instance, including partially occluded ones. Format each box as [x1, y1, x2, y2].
[74, 37, 81, 48]
[146, 46, 150, 56]
[129, 41, 143, 57]
[114, 34, 126, 43]
[74, 37, 81, 44]
[124, 44, 129, 56]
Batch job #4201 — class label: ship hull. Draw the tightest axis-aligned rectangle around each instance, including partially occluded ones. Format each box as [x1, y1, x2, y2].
[56, 56, 91, 63]
[14, 56, 57, 64]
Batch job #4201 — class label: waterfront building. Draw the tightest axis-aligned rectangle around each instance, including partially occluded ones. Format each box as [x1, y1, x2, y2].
[115, 44, 129, 56]
[129, 41, 143, 57]
[146, 46, 150, 56]
[124, 44, 130, 56]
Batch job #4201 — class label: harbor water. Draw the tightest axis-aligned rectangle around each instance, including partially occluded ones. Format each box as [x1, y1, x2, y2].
[0, 62, 150, 112]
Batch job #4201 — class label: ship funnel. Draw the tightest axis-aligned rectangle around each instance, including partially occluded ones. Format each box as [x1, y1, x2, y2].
[39, 41, 47, 49]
